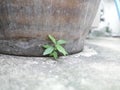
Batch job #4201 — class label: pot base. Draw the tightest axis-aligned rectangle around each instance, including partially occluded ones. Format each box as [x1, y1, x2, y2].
[0, 39, 84, 56]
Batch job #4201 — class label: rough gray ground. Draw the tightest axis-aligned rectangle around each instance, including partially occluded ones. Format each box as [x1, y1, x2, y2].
[0, 37, 120, 90]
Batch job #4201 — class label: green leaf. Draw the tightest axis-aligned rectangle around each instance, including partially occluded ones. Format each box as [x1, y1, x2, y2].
[43, 46, 54, 55]
[49, 51, 58, 59]
[52, 51, 58, 59]
[56, 44, 68, 56]
[43, 45, 52, 49]
[57, 40, 66, 45]
[48, 35, 56, 44]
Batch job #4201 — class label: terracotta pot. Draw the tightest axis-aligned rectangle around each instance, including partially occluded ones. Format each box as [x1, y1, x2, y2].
[0, 0, 100, 56]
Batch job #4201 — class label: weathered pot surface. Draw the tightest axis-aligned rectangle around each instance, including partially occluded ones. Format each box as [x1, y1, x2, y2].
[0, 0, 100, 56]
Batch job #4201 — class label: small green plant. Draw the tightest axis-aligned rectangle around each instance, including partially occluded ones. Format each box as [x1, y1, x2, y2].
[43, 35, 68, 59]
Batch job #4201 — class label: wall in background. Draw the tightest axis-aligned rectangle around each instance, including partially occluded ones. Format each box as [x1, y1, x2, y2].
[92, 0, 120, 36]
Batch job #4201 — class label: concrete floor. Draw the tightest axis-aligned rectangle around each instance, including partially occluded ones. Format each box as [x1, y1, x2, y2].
[0, 37, 120, 90]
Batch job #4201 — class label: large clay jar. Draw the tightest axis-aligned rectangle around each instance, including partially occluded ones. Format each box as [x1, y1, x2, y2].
[0, 0, 100, 56]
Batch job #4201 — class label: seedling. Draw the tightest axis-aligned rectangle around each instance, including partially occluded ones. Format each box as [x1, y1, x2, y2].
[43, 35, 68, 59]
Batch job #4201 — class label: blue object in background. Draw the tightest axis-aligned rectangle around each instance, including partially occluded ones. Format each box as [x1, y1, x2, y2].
[114, 0, 120, 19]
